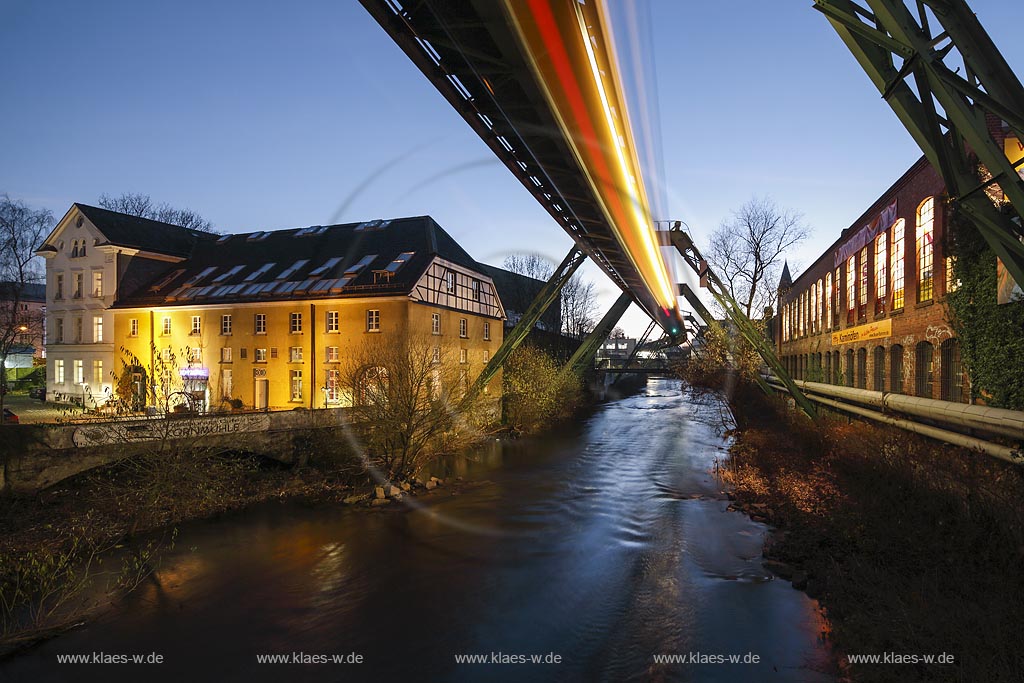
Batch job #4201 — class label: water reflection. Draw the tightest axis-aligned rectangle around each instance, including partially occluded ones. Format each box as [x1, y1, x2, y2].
[1, 380, 834, 682]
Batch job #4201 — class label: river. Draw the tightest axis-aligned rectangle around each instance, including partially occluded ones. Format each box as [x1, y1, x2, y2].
[1, 379, 835, 682]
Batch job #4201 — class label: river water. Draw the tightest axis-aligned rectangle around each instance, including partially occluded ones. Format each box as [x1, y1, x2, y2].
[2, 379, 835, 682]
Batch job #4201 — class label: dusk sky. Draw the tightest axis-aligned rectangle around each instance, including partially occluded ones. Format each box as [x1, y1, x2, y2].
[3, 0, 1023, 334]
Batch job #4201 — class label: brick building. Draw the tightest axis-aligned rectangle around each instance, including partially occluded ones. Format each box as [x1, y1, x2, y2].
[775, 156, 970, 402]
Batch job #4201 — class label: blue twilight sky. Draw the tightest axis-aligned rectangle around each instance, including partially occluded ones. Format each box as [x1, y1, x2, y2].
[3, 0, 1023, 335]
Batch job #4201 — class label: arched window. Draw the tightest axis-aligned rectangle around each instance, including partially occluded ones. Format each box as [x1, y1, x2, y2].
[845, 349, 854, 387]
[856, 348, 867, 389]
[873, 346, 886, 391]
[824, 273, 832, 330]
[940, 338, 963, 403]
[810, 283, 817, 333]
[846, 255, 857, 324]
[891, 219, 906, 310]
[71, 240, 79, 258]
[917, 197, 935, 302]
[833, 350, 841, 384]
[890, 345, 904, 394]
[824, 351, 831, 384]
[915, 341, 934, 398]
[874, 231, 887, 315]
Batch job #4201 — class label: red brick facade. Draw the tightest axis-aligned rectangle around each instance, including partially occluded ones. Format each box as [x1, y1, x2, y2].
[775, 156, 970, 402]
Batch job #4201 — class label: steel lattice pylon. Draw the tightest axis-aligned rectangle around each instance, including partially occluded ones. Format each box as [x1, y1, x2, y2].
[815, 0, 1024, 287]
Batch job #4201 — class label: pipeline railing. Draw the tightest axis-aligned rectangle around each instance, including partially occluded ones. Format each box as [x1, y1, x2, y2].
[763, 375, 1023, 465]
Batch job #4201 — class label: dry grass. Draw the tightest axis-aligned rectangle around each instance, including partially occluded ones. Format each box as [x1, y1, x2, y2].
[721, 382, 1024, 682]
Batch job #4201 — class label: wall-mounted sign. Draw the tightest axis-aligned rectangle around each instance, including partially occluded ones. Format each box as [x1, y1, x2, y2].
[180, 367, 209, 379]
[831, 318, 892, 346]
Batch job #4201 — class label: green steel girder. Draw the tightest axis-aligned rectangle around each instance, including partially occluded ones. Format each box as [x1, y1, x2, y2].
[463, 247, 587, 407]
[814, 0, 1024, 287]
[561, 292, 633, 378]
[666, 228, 818, 420]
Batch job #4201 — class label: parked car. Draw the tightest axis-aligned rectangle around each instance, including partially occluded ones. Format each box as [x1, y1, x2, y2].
[28, 386, 45, 400]
[2, 408, 18, 424]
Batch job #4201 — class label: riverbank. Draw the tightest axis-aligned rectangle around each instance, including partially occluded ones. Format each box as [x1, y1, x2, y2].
[714, 381, 1024, 682]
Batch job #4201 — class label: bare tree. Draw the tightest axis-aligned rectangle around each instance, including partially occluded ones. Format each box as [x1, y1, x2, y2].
[342, 332, 486, 481]
[502, 254, 598, 338]
[0, 195, 51, 419]
[98, 193, 216, 233]
[706, 196, 810, 318]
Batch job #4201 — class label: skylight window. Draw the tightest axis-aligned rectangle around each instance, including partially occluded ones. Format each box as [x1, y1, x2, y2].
[277, 259, 309, 280]
[216, 234, 233, 244]
[212, 265, 245, 283]
[344, 254, 378, 275]
[244, 263, 276, 282]
[295, 226, 320, 237]
[309, 256, 343, 276]
[247, 231, 271, 241]
[150, 269, 186, 292]
[184, 266, 218, 287]
[384, 251, 415, 273]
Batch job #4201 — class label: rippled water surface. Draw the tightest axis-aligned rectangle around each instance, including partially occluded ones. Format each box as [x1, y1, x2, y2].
[2, 379, 835, 682]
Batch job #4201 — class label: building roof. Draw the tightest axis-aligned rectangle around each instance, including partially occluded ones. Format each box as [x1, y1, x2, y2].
[778, 261, 793, 291]
[74, 203, 217, 258]
[477, 263, 561, 331]
[115, 215, 489, 308]
[0, 281, 45, 302]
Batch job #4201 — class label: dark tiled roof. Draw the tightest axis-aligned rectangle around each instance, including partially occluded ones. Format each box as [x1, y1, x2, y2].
[478, 264, 561, 331]
[115, 216, 487, 308]
[0, 282, 45, 302]
[76, 203, 216, 258]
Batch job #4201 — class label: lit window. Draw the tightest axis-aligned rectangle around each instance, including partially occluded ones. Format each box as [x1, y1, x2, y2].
[221, 315, 232, 335]
[846, 255, 856, 323]
[366, 309, 380, 332]
[290, 346, 303, 362]
[875, 232, 887, 314]
[483, 350, 490, 363]
[946, 255, 960, 294]
[290, 370, 303, 401]
[325, 369, 340, 402]
[326, 310, 339, 333]
[858, 247, 868, 316]
[460, 348, 467, 364]
[222, 347, 233, 363]
[92, 271, 103, 298]
[255, 313, 267, 335]
[222, 368, 233, 399]
[188, 347, 201, 364]
[459, 318, 468, 338]
[162, 316, 172, 336]
[290, 312, 302, 333]
[824, 273, 832, 330]
[162, 348, 172, 362]
[92, 360, 103, 386]
[431, 312, 440, 335]
[917, 197, 934, 302]
[73, 359, 84, 385]
[326, 346, 340, 362]
[191, 315, 202, 335]
[129, 318, 138, 337]
[891, 218, 906, 310]
[432, 346, 440, 364]
[93, 316, 103, 342]
[55, 359, 65, 384]
[810, 283, 817, 332]
[483, 321, 490, 341]
[255, 348, 267, 362]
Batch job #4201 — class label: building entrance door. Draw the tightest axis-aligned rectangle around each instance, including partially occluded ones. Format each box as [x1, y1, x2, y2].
[254, 378, 269, 410]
